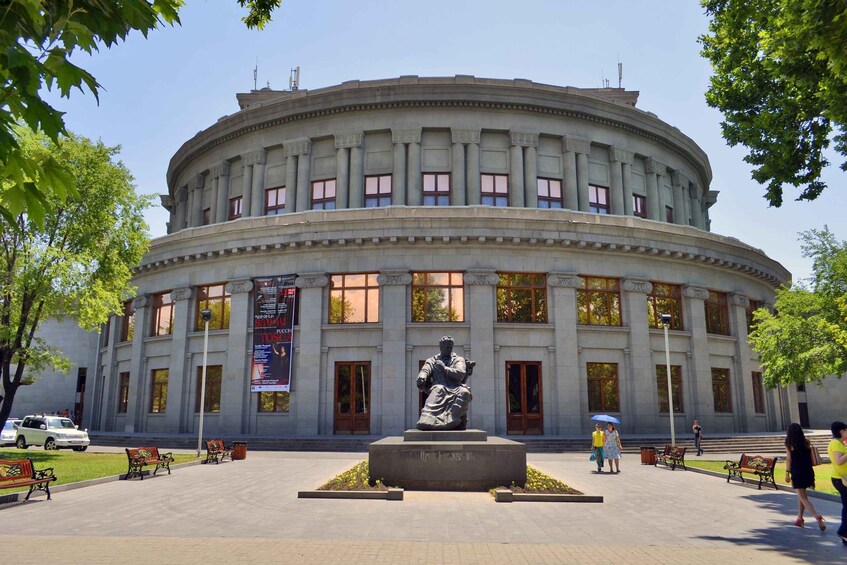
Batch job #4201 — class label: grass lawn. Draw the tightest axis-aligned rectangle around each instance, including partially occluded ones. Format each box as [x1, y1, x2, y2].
[686, 459, 838, 495]
[1, 448, 197, 495]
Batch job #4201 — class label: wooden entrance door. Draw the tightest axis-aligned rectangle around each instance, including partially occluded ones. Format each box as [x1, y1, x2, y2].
[334, 362, 371, 434]
[506, 361, 543, 435]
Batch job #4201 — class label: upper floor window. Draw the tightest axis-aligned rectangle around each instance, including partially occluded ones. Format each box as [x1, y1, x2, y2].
[587, 362, 619, 412]
[150, 292, 174, 337]
[589, 184, 610, 214]
[647, 283, 683, 330]
[711, 368, 732, 412]
[202, 208, 211, 226]
[422, 173, 450, 206]
[746, 299, 763, 334]
[537, 178, 563, 208]
[101, 317, 110, 348]
[365, 175, 392, 207]
[196, 283, 231, 331]
[496, 273, 547, 323]
[656, 365, 684, 413]
[411, 272, 464, 322]
[311, 179, 336, 210]
[265, 186, 285, 215]
[577, 276, 622, 326]
[149, 368, 169, 413]
[120, 300, 135, 342]
[481, 174, 509, 206]
[117, 372, 130, 413]
[665, 206, 674, 223]
[633, 194, 647, 218]
[329, 273, 379, 323]
[195, 365, 222, 413]
[228, 196, 243, 220]
[705, 290, 730, 335]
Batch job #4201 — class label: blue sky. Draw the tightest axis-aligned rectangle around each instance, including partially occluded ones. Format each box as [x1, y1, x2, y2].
[46, 0, 846, 282]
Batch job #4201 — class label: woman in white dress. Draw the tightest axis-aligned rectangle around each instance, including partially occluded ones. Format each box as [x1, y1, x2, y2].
[604, 422, 622, 473]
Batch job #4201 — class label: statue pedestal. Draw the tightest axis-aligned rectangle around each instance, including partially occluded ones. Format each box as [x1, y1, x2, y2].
[368, 430, 527, 491]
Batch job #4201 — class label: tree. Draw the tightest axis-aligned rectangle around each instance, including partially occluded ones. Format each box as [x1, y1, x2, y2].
[0, 127, 151, 430]
[700, 0, 847, 206]
[0, 0, 281, 227]
[748, 227, 847, 387]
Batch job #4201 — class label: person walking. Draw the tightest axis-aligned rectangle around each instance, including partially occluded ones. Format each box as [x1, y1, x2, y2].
[591, 423, 605, 473]
[604, 422, 622, 473]
[692, 419, 703, 456]
[784, 423, 825, 530]
[828, 421, 847, 545]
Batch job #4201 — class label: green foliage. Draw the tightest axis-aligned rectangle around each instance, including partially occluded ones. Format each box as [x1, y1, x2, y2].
[685, 459, 838, 494]
[490, 465, 581, 495]
[328, 294, 355, 324]
[748, 227, 847, 386]
[317, 460, 388, 491]
[700, 0, 847, 206]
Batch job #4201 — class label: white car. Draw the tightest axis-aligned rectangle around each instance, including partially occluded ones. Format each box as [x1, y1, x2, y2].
[1, 418, 22, 446]
[14, 415, 90, 451]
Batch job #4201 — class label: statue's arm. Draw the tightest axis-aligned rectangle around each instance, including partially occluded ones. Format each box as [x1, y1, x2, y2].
[443, 356, 467, 384]
[416, 359, 433, 390]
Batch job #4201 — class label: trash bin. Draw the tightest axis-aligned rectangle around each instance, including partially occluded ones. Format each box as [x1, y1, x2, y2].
[640, 446, 656, 465]
[232, 442, 247, 460]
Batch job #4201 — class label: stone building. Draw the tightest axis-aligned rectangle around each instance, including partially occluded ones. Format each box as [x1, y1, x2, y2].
[85, 76, 816, 437]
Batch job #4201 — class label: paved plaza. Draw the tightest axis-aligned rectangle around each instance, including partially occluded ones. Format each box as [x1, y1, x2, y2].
[1, 449, 845, 564]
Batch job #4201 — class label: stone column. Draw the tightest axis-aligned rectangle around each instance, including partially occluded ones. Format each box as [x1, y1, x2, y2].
[407, 141, 421, 206]
[622, 279, 656, 432]
[622, 161, 633, 215]
[464, 270, 499, 433]
[167, 287, 194, 433]
[509, 132, 536, 207]
[335, 146, 349, 209]
[729, 294, 755, 431]
[125, 295, 150, 432]
[610, 148, 634, 216]
[645, 159, 665, 221]
[190, 173, 205, 227]
[294, 273, 328, 435]
[690, 184, 704, 229]
[221, 280, 253, 433]
[453, 128, 479, 206]
[524, 145, 538, 208]
[466, 140, 481, 205]
[174, 186, 187, 232]
[96, 317, 117, 430]
[377, 270, 411, 434]
[561, 138, 579, 210]
[241, 161, 254, 218]
[334, 132, 362, 209]
[608, 148, 624, 215]
[684, 286, 713, 427]
[349, 145, 364, 208]
[570, 139, 591, 212]
[210, 161, 230, 224]
[284, 153, 298, 213]
[548, 273, 584, 434]
[391, 129, 419, 206]
[671, 171, 688, 226]
[284, 138, 311, 213]
[451, 141, 465, 206]
[242, 150, 266, 217]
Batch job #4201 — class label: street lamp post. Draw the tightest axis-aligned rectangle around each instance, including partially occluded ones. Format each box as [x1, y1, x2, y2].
[660, 313, 675, 445]
[196, 309, 212, 458]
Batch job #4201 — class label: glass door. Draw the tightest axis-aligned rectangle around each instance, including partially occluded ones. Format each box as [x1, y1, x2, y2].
[506, 361, 543, 435]
[334, 362, 371, 434]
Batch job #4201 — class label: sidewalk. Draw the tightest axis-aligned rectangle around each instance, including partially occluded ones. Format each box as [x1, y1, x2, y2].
[1, 449, 844, 564]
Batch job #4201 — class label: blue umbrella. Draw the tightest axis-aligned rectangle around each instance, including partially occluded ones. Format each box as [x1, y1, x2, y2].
[591, 414, 621, 424]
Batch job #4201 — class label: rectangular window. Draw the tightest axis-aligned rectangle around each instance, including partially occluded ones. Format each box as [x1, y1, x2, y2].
[633, 194, 647, 218]
[587, 362, 619, 412]
[647, 283, 683, 330]
[588, 184, 610, 214]
[101, 317, 110, 348]
[120, 300, 135, 342]
[329, 273, 379, 323]
[202, 208, 210, 226]
[422, 173, 450, 206]
[411, 272, 464, 322]
[195, 283, 231, 331]
[150, 292, 174, 337]
[117, 372, 130, 413]
[365, 175, 392, 207]
[496, 273, 548, 323]
[665, 206, 674, 223]
[311, 179, 337, 210]
[228, 196, 243, 220]
[149, 369, 169, 413]
[537, 178, 563, 208]
[746, 299, 763, 334]
[656, 365, 684, 413]
[577, 276, 622, 326]
[195, 365, 222, 413]
[712, 368, 732, 413]
[704, 290, 730, 335]
[258, 391, 290, 413]
[480, 174, 509, 206]
[752, 371, 766, 414]
[265, 186, 285, 215]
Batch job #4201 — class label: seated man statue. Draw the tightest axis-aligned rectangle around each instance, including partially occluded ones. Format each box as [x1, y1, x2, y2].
[416, 336, 474, 430]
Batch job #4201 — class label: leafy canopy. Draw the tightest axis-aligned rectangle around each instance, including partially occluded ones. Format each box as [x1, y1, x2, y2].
[700, 0, 847, 206]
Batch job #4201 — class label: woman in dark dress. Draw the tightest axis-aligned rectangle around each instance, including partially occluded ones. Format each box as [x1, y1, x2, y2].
[784, 423, 825, 530]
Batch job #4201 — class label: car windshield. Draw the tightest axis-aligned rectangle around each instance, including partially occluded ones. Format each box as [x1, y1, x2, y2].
[2, 421, 16, 430]
[47, 417, 76, 429]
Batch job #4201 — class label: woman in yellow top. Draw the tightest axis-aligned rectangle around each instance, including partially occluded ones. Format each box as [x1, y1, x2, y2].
[591, 423, 605, 473]
[828, 421, 847, 545]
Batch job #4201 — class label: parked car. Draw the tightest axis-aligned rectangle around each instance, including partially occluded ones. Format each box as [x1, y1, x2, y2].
[1, 418, 22, 446]
[14, 414, 90, 451]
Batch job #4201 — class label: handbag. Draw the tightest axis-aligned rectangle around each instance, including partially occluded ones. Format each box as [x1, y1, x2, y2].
[590, 452, 596, 461]
[810, 445, 823, 467]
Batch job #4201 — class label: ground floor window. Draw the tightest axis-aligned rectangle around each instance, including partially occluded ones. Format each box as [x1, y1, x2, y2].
[117, 372, 130, 413]
[711, 368, 732, 413]
[587, 362, 619, 412]
[195, 365, 222, 413]
[656, 365, 683, 413]
[149, 369, 169, 413]
[258, 391, 290, 413]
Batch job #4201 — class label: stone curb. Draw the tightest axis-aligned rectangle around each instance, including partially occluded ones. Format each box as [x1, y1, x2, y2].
[297, 487, 404, 500]
[682, 464, 841, 503]
[493, 487, 603, 503]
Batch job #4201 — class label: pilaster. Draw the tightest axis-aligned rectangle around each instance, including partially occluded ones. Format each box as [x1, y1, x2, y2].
[466, 142, 481, 205]
[377, 270, 412, 434]
[645, 158, 665, 221]
[222, 279, 253, 433]
[349, 146, 364, 208]
[622, 278, 656, 432]
[548, 272, 583, 433]
[167, 286, 194, 433]
[190, 173, 205, 227]
[464, 270, 499, 433]
[125, 295, 150, 432]
[729, 293, 754, 431]
[294, 273, 328, 434]
[451, 142, 466, 206]
[284, 138, 311, 212]
[209, 161, 231, 224]
[671, 171, 688, 226]
[683, 285, 712, 427]
[335, 146, 350, 209]
[524, 145, 538, 208]
[243, 149, 266, 217]
[285, 154, 298, 213]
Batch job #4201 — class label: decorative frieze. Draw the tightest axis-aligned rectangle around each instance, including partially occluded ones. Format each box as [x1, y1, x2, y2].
[208, 161, 231, 179]
[226, 279, 254, 294]
[295, 273, 329, 289]
[609, 147, 634, 164]
[547, 272, 583, 288]
[283, 138, 312, 157]
[391, 128, 421, 144]
[451, 128, 481, 144]
[131, 295, 149, 310]
[463, 270, 499, 286]
[334, 131, 363, 148]
[644, 158, 666, 176]
[377, 270, 413, 286]
[730, 294, 749, 308]
[622, 278, 653, 294]
[683, 285, 710, 300]
[170, 287, 194, 302]
[241, 149, 266, 167]
[510, 131, 538, 147]
[562, 135, 591, 154]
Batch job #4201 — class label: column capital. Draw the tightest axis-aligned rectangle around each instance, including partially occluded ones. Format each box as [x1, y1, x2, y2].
[334, 131, 363, 148]
[688, 183, 702, 199]
[670, 170, 689, 187]
[645, 158, 667, 176]
[683, 285, 709, 300]
[562, 135, 591, 154]
[547, 272, 583, 288]
[241, 149, 266, 167]
[295, 273, 329, 289]
[392, 128, 421, 144]
[283, 137, 312, 156]
[609, 147, 634, 164]
[131, 294, 149, 310]
[208, 161, 231, 179]
[510, 131, 538, 147]
[463, 270, 499, 286]
[377, 270, 413, 286]
[226, 279, 254, 294]
[194, 173, 206, 191]
[621, 278, 653, 294]
[730, 293, 749, 308]
[177, 186, 189, 202]
[170, 287, 194, 302]
[451, 128, 481, 144]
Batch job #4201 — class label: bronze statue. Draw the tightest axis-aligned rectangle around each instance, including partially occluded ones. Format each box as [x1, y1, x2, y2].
[416, 336, 474, 430]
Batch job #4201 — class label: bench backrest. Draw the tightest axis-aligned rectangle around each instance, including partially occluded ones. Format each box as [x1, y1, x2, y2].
[205, 439, 225, 452]
[126, 447, 161, 461]
[659, 445, 673, 456]
[669, 445, 686, 458]
[739, 454, 776, 470]
[0, 458, 34, 483]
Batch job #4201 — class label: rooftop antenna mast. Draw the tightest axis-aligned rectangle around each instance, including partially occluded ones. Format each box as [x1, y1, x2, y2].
[618, 59, 623, 88]
[253, 59, 258, 91]
[289, 66, 300, 91]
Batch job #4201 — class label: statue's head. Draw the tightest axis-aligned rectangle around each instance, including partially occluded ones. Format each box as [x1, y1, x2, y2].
[439, 335, 454, 356]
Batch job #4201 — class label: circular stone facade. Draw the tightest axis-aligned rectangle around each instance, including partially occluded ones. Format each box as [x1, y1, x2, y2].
[97, 76, 789, 438]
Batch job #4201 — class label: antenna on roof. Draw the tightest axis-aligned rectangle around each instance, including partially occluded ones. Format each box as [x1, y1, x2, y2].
[289, 66, 300, 91]
[618, 58, 623, 88]
[253, 59, 258, 91]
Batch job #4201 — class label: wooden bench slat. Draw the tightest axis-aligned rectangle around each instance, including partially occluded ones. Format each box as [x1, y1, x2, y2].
[0, 458, 56, 500]
[125, 447, 174, 480]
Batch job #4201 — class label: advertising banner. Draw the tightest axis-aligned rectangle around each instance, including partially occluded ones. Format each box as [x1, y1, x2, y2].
[251, 275, 297, 392]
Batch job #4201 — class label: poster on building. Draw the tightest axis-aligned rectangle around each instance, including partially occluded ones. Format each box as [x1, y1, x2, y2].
[251, 275, 297, 392]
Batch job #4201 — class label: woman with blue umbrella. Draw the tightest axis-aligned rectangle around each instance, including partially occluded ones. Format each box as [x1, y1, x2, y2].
[592, 415, 622, 473]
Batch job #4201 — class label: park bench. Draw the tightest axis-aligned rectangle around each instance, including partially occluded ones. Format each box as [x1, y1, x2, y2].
[124, 447, 174, 480]
[204, 439, 232, 464]
[654, 445, 687, 470]
[724, 454, 778, 490]
[0, 457, 57, 501]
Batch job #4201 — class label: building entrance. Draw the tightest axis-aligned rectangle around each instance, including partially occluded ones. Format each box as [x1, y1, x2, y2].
[334, 362, 371, 434]
[506, 361, 543, 435]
